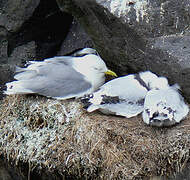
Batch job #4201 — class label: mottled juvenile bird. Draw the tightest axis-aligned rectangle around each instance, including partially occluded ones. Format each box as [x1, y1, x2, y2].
[142, 84, 189, 127]
[81, 71, 169, 118]
[5, 48, 117, 99]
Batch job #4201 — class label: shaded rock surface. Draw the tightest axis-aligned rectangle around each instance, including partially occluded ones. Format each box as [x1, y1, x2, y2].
[56, 0, 190, 102]
[98, 0, 190, 37]
[0, 0, 73, 99]
[1, 0, 190, 179]
[0, 0, 40, 32]
[58, 19, 94, 56]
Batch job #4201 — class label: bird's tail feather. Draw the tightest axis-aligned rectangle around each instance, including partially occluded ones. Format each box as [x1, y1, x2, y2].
[80, 94, 93, 109]
[15, 66, 27, 73]
[172, 83, 180, 90]
[4, 81, 34, 95]
[14, 70, 36, 80]
[80, 94, 99, 112]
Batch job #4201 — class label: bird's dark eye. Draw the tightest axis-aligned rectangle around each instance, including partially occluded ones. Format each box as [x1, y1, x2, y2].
[94, 67, 101, 71]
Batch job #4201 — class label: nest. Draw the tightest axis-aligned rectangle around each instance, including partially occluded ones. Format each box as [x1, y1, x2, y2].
[0, 95, 190, 179]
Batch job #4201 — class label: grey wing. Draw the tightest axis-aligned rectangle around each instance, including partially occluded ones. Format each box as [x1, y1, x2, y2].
[14, 58, 74, 80]
[96, 92, 146, 118]
[99, 96, 145, 118]
[44, 56, 75, 65]
[22, 56, 75, 72]
[15, 63, 92, 99]
[99, 76, 147, 117]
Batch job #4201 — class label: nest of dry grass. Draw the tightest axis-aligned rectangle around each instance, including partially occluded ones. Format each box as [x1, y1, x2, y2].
[0, 95, 190, 179]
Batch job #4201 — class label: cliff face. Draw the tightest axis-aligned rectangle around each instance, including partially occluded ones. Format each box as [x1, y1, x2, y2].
[57, 0, 190, 102]
[0, 0, 73, 99]
[0, 0, 190, 179]
[97, 0, 190, 37]
[1, 0, 190, 100]
[1, 0, 190, 99]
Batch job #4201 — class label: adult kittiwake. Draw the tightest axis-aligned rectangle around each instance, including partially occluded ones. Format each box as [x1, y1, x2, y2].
[4, 48, 117, 99]
[81, 71, 169, 118]
[142, 84, 189, 127]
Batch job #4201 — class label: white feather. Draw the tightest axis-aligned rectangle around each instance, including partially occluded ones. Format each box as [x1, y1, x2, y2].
[142, 85, 189, 127]
[84, 71, 158, 118]
[4, 48, 115, 99]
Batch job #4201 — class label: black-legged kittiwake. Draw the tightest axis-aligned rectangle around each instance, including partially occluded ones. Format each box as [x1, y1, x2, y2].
[142, 84, 189, 127]
[4, 48, 117, 99]
[81, 71, 169, 118]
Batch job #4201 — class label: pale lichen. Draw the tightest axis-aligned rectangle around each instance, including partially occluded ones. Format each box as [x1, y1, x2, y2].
[0, 95, 190, 179]
[98, 0, 149, 23]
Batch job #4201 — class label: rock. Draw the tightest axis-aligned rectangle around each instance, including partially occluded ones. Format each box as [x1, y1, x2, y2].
[0, 0, 41, 89]
[0, 0, 73, 98]
[98, 0, 190, 37]
[1, 0, 190, 178]
[0, 155, 66, 180]
[58, 19, 94, 56]
[56, 0, 190, 102]
[149, 35, 190, 97]
[6, 0, 73, 60]
[0, 159, 12, 180]
[0, 0, 40, 32]
[0, 156, 24, 180]
[0, 26, 8, 65]
[0, 40, 36, 99]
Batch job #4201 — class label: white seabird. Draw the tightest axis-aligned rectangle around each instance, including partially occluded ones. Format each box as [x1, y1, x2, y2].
[142, 84, 189, 127]
[4, 48, 117, 100]
[81, 71, 169, 118]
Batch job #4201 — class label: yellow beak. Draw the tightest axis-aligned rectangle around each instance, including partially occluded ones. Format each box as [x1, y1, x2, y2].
[105, 70, 117, 77]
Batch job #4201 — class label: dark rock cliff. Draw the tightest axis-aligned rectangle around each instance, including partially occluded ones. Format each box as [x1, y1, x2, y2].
[0, 0, 190, 179]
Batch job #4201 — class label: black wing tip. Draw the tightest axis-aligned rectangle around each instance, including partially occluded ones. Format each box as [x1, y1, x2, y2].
[80, 94, 94, 110]
[100, 95, 121, 105]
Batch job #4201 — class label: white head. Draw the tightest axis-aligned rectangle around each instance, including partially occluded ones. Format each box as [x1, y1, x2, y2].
[72, 48, 99, 57]
[73, 54, 117, 90]
[148, 77, 169, 89]
[139, 71, 169, 90]
[78, 54, 108, 73]
[139, 71, 158, 83]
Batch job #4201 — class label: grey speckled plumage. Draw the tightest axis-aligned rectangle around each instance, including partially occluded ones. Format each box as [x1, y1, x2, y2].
[142, 84, 189, 127]
[81, 71, 169, 118]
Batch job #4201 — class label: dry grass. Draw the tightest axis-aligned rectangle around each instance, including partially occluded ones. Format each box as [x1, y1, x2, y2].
[0, 95, 190, 179]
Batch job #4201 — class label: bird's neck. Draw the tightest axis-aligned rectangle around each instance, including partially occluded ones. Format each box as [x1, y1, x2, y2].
[72, 59, 105, 91]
